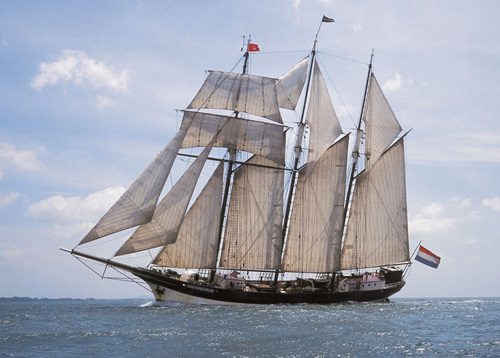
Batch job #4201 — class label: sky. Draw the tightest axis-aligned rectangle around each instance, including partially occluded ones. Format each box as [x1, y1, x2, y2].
[1, 1, 499, 299]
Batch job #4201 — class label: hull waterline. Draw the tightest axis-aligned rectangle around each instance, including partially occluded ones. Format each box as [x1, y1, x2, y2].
[134, 269, 405, 305]
[62, 249, 405, 305]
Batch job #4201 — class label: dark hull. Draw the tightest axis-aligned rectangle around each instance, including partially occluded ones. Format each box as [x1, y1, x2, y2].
[62, 249, 405, 305]
[133, 268, 405, 305]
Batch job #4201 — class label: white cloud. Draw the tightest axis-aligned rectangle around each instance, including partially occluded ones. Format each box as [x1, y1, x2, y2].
[0, 192, 19, 209]
[0, 243, 36, 261]
[31, 50, 128, 92]
[451, 197, 479, 220]
[0, 143, 43, 178]
[383, 72, 402, 91]
[410, 132, 500, 163]
[352, 24, 363, 32]
[467, 210, 481, 221]
[482, 197, 500, 211]
[467, 132, 500, 145]
[96, 95, 114, 110]
[452, 197, 471, 209]
[409, 202, 456, 235]
[293, 0, 332, 10]
[28, 186, 125, 223]
[47, 222, 99, 240]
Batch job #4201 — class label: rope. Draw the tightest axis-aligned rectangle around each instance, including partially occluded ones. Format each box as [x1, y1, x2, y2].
[318, 51, 370, 66]
[233, 49, 366, 67]
[316, 56, 359, 129]
[72, 254, 152, 293]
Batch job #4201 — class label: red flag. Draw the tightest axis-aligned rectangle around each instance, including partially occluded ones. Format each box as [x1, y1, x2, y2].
[247, 43, 260, 52]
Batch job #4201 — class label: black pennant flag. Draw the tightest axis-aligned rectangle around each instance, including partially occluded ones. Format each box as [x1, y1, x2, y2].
[322, 15, 335, 23]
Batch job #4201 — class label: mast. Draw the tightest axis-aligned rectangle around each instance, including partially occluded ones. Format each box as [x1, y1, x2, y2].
[338, 50, 374, 272]
[273, 21, 323, 284]
[210, 38, 252, 282]
[342, 51, 373, 230]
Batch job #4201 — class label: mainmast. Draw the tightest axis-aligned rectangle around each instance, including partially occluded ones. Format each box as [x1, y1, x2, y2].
[210, 38, 252, 282]
[273, 19, 326, 284]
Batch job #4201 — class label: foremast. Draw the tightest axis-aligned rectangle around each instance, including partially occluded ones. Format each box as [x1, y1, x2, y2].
[210, 39, 252, 282]
[151, 38, 306, 273]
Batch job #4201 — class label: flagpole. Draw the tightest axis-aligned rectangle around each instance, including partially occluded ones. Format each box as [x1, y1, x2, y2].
[409, 241, 422, 261]
[315, 21, 323, 48]
[403, 240, 422, 277]
[314, 15, 335, 51]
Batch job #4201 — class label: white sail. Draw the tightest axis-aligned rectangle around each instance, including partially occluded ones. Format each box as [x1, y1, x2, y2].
[181, 111, 285, 165]
[340, 138, 409, 270]
[114, 138, 216, 256]
[152, 162, 223, 269]
[364, 74, 402, 167]
[305, 60, 343, 164]
[188, 71, 282, 124]
[282, 135, 348, 273]
[79, 121, 191, 245]
[276, 58, 308, 110]
[219, 156, 283, 270]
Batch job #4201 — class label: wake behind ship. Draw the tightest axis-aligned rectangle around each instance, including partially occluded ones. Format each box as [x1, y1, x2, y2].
[63, 19, 412, 305]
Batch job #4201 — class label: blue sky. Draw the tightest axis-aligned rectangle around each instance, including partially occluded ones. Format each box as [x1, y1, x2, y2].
[1, 1, 499, 298]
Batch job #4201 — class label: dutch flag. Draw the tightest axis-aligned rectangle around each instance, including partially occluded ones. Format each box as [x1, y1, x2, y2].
[415, 245, 441, 268]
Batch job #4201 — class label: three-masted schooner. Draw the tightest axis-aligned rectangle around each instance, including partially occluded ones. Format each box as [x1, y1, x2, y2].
[62, 20, 411, 304]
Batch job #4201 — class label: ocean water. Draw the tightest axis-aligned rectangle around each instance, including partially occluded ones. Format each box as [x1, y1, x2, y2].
[0, 297, 498, 357]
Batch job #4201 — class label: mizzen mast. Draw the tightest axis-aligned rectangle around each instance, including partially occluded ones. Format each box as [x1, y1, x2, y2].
[337, 50, 374, 272]
[342, 50, 374, 230]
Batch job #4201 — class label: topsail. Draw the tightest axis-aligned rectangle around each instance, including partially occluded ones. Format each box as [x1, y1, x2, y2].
[181, 111, 285, 165]
[276, 57, 308, 110]
[188, 71, 283, 124]
[364, 74, 402, 167]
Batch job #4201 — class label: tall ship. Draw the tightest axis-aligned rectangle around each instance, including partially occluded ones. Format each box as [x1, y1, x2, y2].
[62, 19, 412, 304]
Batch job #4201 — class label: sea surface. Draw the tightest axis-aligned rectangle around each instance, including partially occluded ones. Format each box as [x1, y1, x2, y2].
[0, 297, 498, 357]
